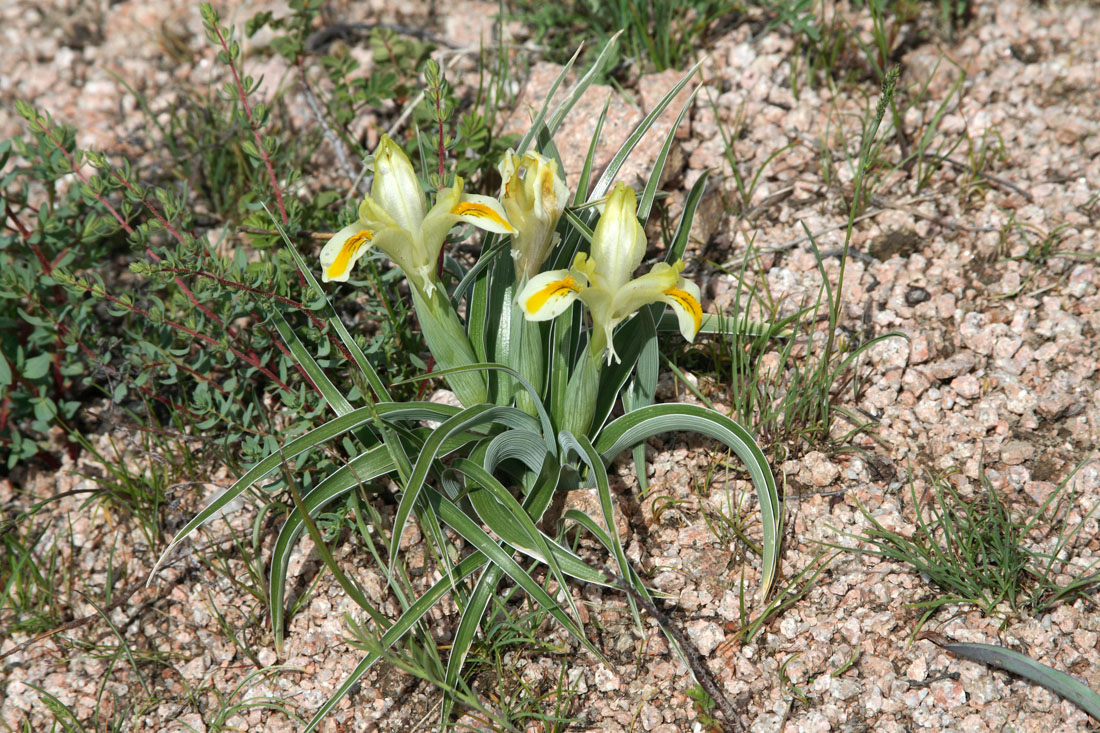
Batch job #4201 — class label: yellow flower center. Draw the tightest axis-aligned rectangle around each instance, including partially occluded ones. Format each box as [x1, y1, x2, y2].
[327, 230, 374, 279]
[664, 286, 702, 333]
[526, 276, 581, 314]
[451, 201, 515, 232]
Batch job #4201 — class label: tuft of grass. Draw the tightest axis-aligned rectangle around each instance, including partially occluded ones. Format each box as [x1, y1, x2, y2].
[731, 550, 836, 644]
[513, 0, 734, 78]
[673, 70, 902, 465]
[0, 503, 73, 637]
[770, 0, 969, 94]
[834, 459, 1100, 632]
[999, 214, 1095, 267]
[704, 89, 796, 217]
[671, 242, 892, 463]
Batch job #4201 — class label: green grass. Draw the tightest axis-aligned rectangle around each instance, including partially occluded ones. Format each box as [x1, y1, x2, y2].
[0, 504, 73, 637]
[513, 0, 735, 78]
[835, 460, 1100, 632]
[514, 0, 972, 88]
[671, 170, 901, 467]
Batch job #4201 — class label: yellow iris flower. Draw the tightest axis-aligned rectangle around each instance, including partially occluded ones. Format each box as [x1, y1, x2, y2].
[321, 134, 514, 296]
[517, 183, 703, 363]
[498, 149, 570, 281]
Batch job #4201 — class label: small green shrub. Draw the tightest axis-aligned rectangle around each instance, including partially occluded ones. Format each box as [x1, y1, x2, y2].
[0, 131, 128, 468]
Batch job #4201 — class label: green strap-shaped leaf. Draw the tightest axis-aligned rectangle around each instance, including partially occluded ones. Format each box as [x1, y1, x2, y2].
[453, 238, 508, 316]
[304, 474, 612, 730]
[924, 634, 1100, 721]
[547, 304, 586, 432]
[562, 508, 655, 607]
[424, 486, 607, 664]
[149, 402, 462, 580]
[525, 32, 623, 154]
[665, 168, 709, 264]
[441, 562, 504, 727]
[656, 310, 788, 338]
[458, 457, 592, 613]
[387, 404, 541, 568]
[268, 308, 352, 416]
[269, 431, 481, 649]
[572, 94, 610, 203]
[266, 204, 390, 402]
[484, 255, 517, 405]
[638, 87, 699, 223]
[271, 444, 396, 647]
[482, 429, 549, 478]
[460, 458, 606, 585]
[396, 362, 555, 450]
[589, 59, 702, 201]
[301, 552, 489, 732]
[592, 307, 654, 435]
[558, 432, 634, 618]
[622, 305, 659, 494]
[595, 403, 781, 599]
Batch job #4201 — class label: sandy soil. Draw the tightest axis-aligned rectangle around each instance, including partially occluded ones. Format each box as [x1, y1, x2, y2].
[2, 0, 1099, 731]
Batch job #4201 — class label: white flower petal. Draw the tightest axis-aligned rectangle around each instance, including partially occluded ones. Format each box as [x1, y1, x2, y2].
[518, 269, 585, 321]
[320, 221, 375, 282]
[529, 152, 569, 220]
[590, 183, 646, 292]
[372, 135, 427, 233]
[451, 193, 514, 234]
[660, 277, 703, 342]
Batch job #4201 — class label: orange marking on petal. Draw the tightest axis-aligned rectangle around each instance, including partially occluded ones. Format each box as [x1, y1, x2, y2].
[541, 171, 557, 200]
[452, 201, 514, 232]
[526, 276, 580, 314]
[326, 230, 374, 278]
[664, 287, 702, 333]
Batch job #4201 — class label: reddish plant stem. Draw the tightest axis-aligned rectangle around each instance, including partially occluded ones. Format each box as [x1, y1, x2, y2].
[34, 122, 222, 329]
[437, 116, 445, 182]
[49, 246, 73, 271]
[95, 154, 332, 399]
[210, 22, 288, 225]
[76, 283, 292, 393]
[6, 203, 47, 269]
[415, 352, 434, 401]
[8, 203, 78, 394]
[155, 266, 311, 310]
[99, 166, 225, 328]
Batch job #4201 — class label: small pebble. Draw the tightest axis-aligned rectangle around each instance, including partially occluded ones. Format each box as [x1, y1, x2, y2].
[905, 286, 931, 305]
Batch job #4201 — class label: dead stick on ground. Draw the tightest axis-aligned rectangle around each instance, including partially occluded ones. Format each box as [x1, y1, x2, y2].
[607, 572, 745, 733]
[0, 533, 237, 663]
[298, 66, 368, 196]
[0, 580, 149, 662]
